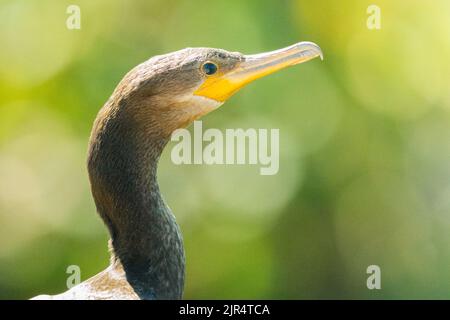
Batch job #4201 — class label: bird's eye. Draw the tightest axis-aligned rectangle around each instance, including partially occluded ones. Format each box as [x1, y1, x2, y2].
[201, 62, 218, 76]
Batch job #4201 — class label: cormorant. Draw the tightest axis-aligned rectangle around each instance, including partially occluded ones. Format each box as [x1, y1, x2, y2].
[31, 42, 322, 300]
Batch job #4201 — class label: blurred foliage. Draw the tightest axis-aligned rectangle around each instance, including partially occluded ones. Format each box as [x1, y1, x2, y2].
[1, 0, 450, 299]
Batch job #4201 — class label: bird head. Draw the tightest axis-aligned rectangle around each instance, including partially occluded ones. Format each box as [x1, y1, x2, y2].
[110, 42, 322, 136]
[193, 41, 323, 103]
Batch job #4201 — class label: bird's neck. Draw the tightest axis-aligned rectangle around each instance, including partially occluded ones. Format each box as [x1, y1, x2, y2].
[87, 106, 185, 299]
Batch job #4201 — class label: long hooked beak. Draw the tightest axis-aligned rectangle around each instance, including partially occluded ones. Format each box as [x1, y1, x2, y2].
[194, 42, 323, 102]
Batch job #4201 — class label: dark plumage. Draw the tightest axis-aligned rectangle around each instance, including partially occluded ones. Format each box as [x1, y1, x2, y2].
[32, 42, 322, 300]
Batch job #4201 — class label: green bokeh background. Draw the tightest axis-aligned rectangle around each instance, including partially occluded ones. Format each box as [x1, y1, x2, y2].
[1, 0, 449, 299]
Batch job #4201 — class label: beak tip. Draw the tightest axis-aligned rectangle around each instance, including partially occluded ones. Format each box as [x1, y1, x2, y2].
[296, 41, 323, 61]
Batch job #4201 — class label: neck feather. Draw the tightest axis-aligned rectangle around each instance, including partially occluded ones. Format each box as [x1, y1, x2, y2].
[87, 101, 185, 300]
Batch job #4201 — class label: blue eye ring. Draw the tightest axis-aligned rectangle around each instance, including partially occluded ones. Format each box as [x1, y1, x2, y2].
[201, 61, 218, 76]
